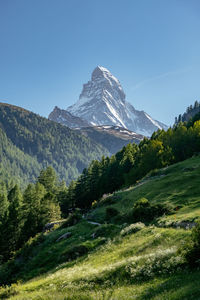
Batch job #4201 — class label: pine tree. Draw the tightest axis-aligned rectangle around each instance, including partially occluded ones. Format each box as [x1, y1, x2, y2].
[178, 114, 182, 123]
[37, 166, 58, 192]
[194, 100, 199, 109]
[0, 183, 8, 224]
[21, 182, 46, 241]
[0, 185, 23, 260]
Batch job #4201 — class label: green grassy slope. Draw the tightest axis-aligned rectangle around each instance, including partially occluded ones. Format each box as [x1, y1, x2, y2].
[1, 155, 200, 299]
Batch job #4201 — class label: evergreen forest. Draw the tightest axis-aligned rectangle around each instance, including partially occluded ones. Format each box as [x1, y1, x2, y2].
[1, 103, 200, 299]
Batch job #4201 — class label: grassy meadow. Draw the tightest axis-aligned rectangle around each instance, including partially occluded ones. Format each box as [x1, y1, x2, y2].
[1, 155, 200, 299]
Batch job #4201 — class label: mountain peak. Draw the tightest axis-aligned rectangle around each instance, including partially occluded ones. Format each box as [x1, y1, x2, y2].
[91, 66, 111, 80]
[91, 66, 121, 87]
[65, 67, 168, 136]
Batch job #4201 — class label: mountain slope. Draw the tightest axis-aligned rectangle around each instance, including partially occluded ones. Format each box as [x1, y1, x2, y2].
[49, 106, 144, 155]
[0, 103, 109, 184]
[1, 155, 200, 299]
[75, 125, 144, 154]
[0, 127, 42, 187]
[49, 106, 90, 128]
[65, 66, 168, 136]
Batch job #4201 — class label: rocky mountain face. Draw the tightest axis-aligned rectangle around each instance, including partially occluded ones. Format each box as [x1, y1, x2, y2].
[66, 66, 168, 136]
[49, 106, 144, 153]
[74, 125, 144, 154]
[49, 106, 90, 128]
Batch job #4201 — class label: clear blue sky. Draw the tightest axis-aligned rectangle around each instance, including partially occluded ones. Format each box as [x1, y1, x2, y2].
[0, 0, 200, 125]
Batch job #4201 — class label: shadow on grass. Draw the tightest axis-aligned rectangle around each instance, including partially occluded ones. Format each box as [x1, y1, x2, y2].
[135, 270, 200, 300]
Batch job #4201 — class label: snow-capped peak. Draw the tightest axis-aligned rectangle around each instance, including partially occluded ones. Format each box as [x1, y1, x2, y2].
[66, 66, 168, 136]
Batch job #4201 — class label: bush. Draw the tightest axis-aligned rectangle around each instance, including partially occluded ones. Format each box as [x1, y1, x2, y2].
[105, 207, 119, 220]
[120, 222, 145, 236]
[93, 224, 119, 238]
[61, 209, 82, 228]
[127, 198, 172, 223]
[98, 195, 119, 207]
[181, 221, 200, 267]
[61, 244, 88, 261]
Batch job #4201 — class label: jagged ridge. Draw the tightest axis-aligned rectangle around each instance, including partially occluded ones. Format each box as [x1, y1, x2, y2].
[66, 66, 168, 136]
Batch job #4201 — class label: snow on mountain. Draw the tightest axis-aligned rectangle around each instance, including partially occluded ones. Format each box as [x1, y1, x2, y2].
[66, 66, 168, 136]
[49, 106, 90, 128]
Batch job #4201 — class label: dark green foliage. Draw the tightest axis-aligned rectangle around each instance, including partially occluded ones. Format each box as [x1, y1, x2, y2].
[0, 127, 41, 188]
[175, 100, 200, 124]
[0, 183, 8, 224]
[0, 185, 23, 260]
[93, 224, 120, 238]
[181, 221, 200, 267]
[98, 195, 120, 207]
[61, 209, 82, 228]
[61, 244, 88, 262]
[105, 207, 119, 220]
[0, 167, 63, 262]
[126, 198, 172, 223]
[37, 166, 58, 192]
[0, 103, 109, 185]
[59, 112, 200, 212]
[71, 143, 138, 209]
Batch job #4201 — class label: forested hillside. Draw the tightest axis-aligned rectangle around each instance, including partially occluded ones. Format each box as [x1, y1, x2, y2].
[0, 103, 109, 186]
[0, 127, 41, 187]
[1, 150, 200, 299]
[1, 105, 200, 299]
[61, 112, 200, 210]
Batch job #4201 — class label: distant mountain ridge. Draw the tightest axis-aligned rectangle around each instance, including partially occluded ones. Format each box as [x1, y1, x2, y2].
[49, 107, 144, 154]
[0, 103, 109, 185]
[49, 106, 90, 128]
[50, 66, 168, 136]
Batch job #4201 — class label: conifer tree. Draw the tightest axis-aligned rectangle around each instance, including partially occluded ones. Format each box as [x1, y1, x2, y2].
[0, 183, 8, 224]
[0, 185, 23, 260]
[37, 166, 58, 192]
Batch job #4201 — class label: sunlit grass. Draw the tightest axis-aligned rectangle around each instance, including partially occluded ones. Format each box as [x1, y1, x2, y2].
[1, 155, 200, 299]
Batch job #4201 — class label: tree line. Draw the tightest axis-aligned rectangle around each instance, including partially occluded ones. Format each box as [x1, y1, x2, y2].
[0, 167, 64, 262]
[61, 113, 200, 210]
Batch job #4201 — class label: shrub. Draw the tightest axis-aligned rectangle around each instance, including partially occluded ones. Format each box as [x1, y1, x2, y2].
[61, 244, 88, 261]
[98, 195, 119, 207]
[105, 207, 119, 220]
[120, 222, 145, 236]
[61, 209, 82, 228]
[126, 198, 173, 223]
[181, 221, 200, 267]
[93, 224, 119, 238]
